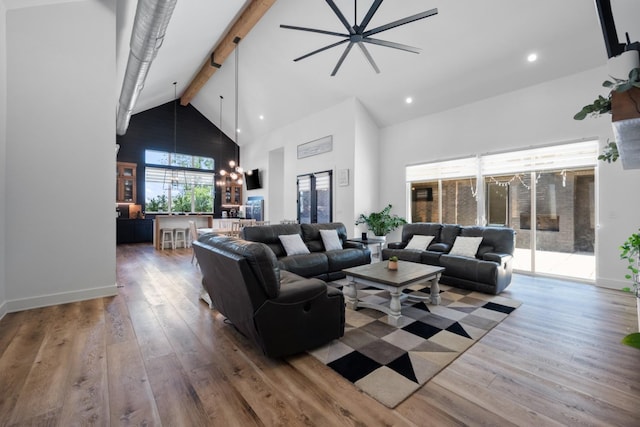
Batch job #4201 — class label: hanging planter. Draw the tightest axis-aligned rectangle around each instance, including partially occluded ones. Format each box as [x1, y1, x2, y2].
[574, 66, 640, 169]
[611, 86, 640, 169]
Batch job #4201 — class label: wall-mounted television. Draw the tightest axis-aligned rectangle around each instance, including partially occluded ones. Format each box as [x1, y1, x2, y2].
[245, 168, 262, 190]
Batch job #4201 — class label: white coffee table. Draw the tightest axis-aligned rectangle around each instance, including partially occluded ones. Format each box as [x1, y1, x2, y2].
[342, 261, 444, 326]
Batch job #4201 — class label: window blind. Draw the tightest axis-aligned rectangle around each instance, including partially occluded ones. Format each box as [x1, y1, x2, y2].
[406, 156, 478, 182]
[481, 140, 598, 175]
[145, 167, 214, 186]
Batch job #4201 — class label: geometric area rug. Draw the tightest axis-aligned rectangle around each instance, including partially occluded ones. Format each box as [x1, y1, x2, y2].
[307, 279, 521, 408]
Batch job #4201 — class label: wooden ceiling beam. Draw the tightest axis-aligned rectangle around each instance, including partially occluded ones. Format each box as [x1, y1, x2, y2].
[180, 0, 276, 106]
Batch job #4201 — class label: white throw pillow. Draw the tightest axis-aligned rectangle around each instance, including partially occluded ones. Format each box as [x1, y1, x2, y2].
[449, 236, 483, 258]
[279, 234, 310, 256]
[405, 235, 434, 251]
[320, 229, 343, 251]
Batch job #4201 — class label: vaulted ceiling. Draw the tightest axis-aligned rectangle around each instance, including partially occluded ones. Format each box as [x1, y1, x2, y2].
[116, 0, 639, 145]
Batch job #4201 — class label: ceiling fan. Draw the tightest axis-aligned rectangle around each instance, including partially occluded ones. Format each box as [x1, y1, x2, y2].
[281, 0, 438, 76]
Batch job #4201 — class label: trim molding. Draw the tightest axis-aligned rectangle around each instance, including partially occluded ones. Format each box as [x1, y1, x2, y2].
[4, 284, 118, 314]
[0, 300, 7, 322]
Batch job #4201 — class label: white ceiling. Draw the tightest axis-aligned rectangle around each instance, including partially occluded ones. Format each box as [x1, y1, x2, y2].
[115, 0, 639, 145]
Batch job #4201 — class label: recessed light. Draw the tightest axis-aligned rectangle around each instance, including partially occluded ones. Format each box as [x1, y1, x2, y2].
[527, 53, 538, 62]
[405, 97, 413, 104]
[259, 115, 264, 120]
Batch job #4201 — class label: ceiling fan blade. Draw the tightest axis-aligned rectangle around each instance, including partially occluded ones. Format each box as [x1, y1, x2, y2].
[325, 0, 356, 35]
[293, 38, 349, 62]
[357, 43, 380, 74]
[359, 0, 384, 32]
[280, 24, 348, 38]
[363, 37, 421, 54]
[363, 8, 438, 37]
[331, 42, 355, 76]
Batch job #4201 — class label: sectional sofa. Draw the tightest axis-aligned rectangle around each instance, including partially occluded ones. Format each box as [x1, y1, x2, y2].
[382, 223, 516, 294]
[241, 222, 371, 281]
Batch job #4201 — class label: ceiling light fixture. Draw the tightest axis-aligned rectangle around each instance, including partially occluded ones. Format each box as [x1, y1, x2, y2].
[405, 97, 413, 104]
[217, 38, 244, 187]
[527, 53, 538, 62]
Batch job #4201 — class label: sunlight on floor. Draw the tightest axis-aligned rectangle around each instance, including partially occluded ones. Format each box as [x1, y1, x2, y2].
[513, 248, 596, 281]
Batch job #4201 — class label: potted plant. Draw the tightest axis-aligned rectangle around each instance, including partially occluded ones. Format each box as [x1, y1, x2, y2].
[355, 204, 407, 238]
[388, 255, 398, 271]
[574, 67, 640, 168]
[619, 229, 640, 349]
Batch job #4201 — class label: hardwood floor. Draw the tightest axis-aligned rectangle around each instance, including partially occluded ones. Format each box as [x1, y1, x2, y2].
[1, 243, 638, 426]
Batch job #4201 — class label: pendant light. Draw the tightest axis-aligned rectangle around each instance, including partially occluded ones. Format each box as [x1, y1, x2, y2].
[163, 82, 186, 197]
[218, 37, 244, 186]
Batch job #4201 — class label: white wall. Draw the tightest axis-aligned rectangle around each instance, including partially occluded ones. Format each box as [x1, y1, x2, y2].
[379, 66, 640, 290]
[353, 99, 381, 237]
[4, 0, 117, 312]
[267, 147, 284, 222]
[0, 0, 7, 319]
[243, 98, 378, 232]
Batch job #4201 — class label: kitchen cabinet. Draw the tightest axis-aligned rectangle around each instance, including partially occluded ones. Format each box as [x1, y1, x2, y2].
[117, 161, 137, 203]
[117, 219, 153, 244]
[223, 180, 242, 206]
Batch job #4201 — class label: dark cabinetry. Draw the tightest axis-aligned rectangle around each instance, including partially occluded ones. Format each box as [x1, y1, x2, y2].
[117, 219, 153, 244]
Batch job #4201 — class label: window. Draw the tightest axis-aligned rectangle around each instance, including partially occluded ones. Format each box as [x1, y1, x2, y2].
[144, 150, 215, 213]
[407, 141, 598, 281]
[297, 171, 333, 224]
[407, 157, 478, 225]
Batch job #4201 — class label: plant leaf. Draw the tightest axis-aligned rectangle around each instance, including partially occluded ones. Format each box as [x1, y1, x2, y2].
[621, 332, 640, 349]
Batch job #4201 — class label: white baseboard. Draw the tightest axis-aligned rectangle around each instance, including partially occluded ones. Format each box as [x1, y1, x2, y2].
[4, 284, 118, 314]
[595, 277, 629, 292]
[0, 300, 8, 322]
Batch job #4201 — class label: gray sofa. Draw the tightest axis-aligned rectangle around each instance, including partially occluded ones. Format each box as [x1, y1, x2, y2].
[241, 222, 371, 281]
[382, 223, 516, 294]
[193, 234, 345, 358]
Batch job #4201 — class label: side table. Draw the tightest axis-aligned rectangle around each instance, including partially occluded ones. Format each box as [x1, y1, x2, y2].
[346, 237, 386, 262]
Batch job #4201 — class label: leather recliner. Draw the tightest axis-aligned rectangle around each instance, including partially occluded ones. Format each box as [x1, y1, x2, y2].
[241, 222, 371, 281]
[383, 223, 515, 294]
[193, 234, 345, 358]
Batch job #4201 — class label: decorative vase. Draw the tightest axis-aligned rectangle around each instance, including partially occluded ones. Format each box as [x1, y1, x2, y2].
[388, 260, 398, 270]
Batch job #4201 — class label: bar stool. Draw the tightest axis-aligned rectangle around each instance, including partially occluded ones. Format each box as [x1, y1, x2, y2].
[160, 228, 174, 250]
[174, 228, 187, 249]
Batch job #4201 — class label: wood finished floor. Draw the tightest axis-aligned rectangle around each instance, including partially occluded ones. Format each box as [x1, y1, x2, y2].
[0, 243, 639, 426]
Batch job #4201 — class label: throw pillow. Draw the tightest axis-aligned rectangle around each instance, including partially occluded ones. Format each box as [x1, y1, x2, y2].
[278, 234, 310, 256]
[319, 229, 343, 251]
[449, 236, 483, 258]
[405, 235, 434, 251]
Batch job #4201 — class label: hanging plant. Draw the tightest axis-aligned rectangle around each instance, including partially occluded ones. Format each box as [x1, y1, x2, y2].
[574, 67, 640, 120]
[574, 68, 640, 165]
[597, 140, 619, 163]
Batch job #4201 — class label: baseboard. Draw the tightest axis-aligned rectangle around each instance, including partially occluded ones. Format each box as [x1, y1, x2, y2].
[595, 277, 629, 292]
[0, 299, 8, 322]
[5, 284, 118, 314]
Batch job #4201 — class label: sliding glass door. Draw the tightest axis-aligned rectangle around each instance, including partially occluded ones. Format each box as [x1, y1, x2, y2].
[407, 141, 598, 281]
[533, 169, 595, 279]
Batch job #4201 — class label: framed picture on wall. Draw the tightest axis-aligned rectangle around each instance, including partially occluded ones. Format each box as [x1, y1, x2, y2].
[297, 135, 333, 159]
